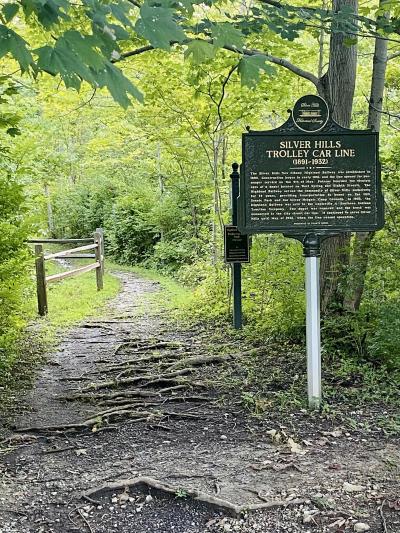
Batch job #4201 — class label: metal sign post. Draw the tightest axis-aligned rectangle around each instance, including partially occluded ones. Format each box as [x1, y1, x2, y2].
[236, 93, 384, 409]
[230, 163, 243, 330]
[303, 234, 322, 409]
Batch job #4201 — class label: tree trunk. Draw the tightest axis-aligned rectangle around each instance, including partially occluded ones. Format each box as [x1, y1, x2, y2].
[316, 0, 358, 313]
[318, 0, 328, 78]
[157, 143, 165, 241]
[343, 0, 389, 312]
[44, 182, 55, 237]
[211, 133, 220, 265]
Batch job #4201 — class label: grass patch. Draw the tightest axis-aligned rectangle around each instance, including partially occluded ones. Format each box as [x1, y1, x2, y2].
[30, 259, 121, 329]
[106, 261, 192, 312]
[0, 258, 120, 418]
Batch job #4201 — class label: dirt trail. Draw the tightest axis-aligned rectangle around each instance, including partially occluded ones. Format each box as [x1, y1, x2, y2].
[0, 272, 399, 533]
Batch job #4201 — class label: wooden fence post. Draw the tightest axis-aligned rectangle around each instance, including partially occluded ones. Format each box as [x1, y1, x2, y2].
[35, 244, 48, 316]
[94, 230, 103, 290]
[96, 227, 105, 274]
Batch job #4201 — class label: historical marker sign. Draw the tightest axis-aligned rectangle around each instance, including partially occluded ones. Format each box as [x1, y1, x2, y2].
[237, 94, 385, 409]
[238, 95, 384, 235]
[224, 225, 250, 263]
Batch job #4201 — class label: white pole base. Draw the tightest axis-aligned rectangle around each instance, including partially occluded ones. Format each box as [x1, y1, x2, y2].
[305, 256, 322, 409]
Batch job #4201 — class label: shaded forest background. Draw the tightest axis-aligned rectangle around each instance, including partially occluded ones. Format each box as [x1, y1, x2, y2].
[1, 0, 400, 389]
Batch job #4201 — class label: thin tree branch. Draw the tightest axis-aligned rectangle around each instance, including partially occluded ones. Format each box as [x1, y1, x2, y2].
[58, 89, 97, 117]
[117, 40, 319, 87]
[236, 46, 319, 86]
[214, 64, 239, 133]
[364, 94, 400, 120]
[388, 51, 400, 61]
[259, 0, 285, 7]
[258, 0, 378, 31]
[126, 0, 141, 7]
[118, 45, 154, 61]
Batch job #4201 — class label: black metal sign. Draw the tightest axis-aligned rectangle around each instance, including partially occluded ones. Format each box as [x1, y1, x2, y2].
[238, 95, 384, 235]
[224, 225, 250, 263]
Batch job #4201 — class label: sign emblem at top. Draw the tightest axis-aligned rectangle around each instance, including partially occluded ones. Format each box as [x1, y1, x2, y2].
[292, 95, 329, 133]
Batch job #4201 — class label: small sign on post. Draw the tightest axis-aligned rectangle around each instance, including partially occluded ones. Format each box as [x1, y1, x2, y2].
[237, 94, 384, 409]
[224, 225, 250, 264]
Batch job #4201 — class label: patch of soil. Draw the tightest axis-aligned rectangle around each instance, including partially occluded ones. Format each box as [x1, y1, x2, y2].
[0, 271, 399, 533]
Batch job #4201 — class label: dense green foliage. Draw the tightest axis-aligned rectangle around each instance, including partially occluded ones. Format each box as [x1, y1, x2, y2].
[1, 0, 400, 391]
[0, 170, 31, 372]
[0, 0, 396, 107]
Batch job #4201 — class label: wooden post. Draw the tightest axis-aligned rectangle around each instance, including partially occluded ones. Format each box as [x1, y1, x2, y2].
[96, 227, 105, 274]
[35, 244, 48, 316]
[94, 230, 103, 290]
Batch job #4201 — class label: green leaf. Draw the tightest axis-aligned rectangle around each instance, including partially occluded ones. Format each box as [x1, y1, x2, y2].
[238, 54, 275, 88]
[2, 4, 20, 22]
[62, 30, 105, 70]
[91, 24, 117, 57]
[106, 24, 130, 41]
[96, 63, 143, 108]
[21, 0, 70, 28]
[35, 42, 96, 86]
[359, 6, 371, 16]
[6, 127, 21, 137]
[211, 23, 243, 50]
[109, 2, 132, 27]
[184, 40, 216, 64]
[173, 0, 195, 16]
[0, 25, 33, 72]
[135, 4, 186, 50]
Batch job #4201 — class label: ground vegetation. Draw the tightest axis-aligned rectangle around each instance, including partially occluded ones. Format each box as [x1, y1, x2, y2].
[1, 0, 400, 414]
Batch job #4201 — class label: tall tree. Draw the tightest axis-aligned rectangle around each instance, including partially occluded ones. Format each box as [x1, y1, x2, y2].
[344, 0, 390, 312]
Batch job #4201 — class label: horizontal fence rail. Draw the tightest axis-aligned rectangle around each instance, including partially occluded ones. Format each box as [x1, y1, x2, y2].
[28, 238, 94, 244]
[44, 243, 98, 261]
[46, 262, 101, 284]
[27, 228, 105, 316]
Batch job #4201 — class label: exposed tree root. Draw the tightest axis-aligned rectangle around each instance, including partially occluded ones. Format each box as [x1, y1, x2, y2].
[61, 389, 159, 402]
[96, 395, 212, 408]
[61, 384, 189, 403]
[82, 476, 306, 518]
[14, 403, 208, 434]
[167, 353, 233, 371]
[103, 353, 174, 370]
[87, 320, 137, 324]
[80, 368, 194, 393]
[140, 376, 191, 389]
[14, 411, 160, 434]
[14, 416, 106, 434]
[46, 338, 247, 435]
[78, 324, 116, 332]
[115, 341, 182, 355]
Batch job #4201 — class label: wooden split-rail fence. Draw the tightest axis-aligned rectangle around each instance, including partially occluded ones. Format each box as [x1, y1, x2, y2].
[28, 228, 105, 316]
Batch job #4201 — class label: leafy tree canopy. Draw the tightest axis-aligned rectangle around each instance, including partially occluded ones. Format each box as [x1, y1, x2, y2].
[0, 0, 399, 107]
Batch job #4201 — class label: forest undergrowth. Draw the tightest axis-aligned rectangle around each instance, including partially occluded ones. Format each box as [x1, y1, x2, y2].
[113, 264, 400, 437]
